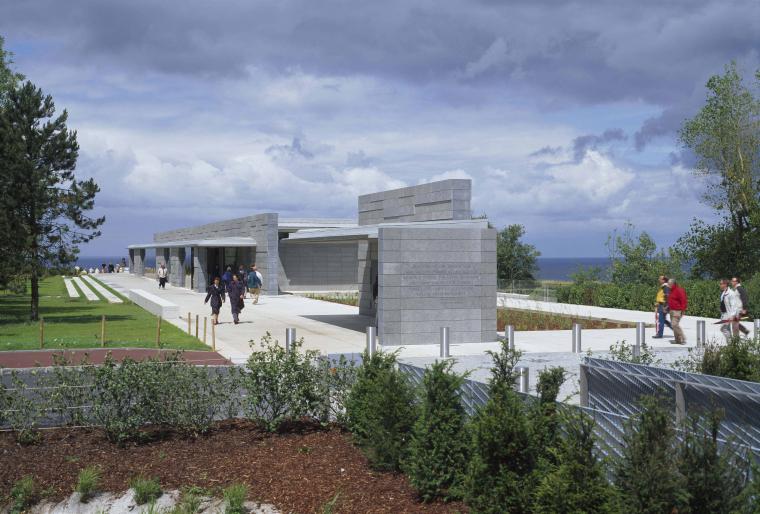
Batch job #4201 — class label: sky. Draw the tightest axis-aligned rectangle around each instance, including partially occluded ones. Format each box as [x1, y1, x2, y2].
[1, 0, 758, 257]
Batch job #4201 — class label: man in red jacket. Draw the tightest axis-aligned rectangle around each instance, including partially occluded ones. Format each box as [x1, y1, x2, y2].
[667, 278, 688, 344]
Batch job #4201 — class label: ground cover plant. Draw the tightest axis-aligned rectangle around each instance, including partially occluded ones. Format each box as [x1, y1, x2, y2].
[497, 307, 636, 331]
[303, 293, 359, 307]
[130, 476, 161, 505]
[75, 466, 100, 502]
[0, 275, 206, 350]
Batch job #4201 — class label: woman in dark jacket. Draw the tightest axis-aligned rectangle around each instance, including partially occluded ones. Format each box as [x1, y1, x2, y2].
[204, 276, 226, 325]
[227, 274, 246, 325]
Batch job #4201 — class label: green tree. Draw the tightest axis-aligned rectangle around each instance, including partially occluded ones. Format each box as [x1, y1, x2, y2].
[496, 224, 540, 284]
[0, 81, 104, 319]
[677, 62, 760, 278]
[607, 222, 682, 284]
[614, 395, 688, 514]
[0, 36, 24, 103]
[404, 360, 469, 502]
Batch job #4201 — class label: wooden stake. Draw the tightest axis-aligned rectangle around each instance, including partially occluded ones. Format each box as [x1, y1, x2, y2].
[195, 314, 199, 338]
[187, 311, 191, 334]
[156, 316, 162, 347]
[203, 317, 207, 344]
[39, 318, 44, 349]
[101, 315, 106, 347]
[211, 321, 216, 352]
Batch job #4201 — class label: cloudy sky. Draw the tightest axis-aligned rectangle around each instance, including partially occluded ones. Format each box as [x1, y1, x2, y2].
[1, 0, 758, 257]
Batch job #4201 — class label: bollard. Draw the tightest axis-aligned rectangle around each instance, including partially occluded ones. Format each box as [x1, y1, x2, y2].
[39, 318, 44, 349]
[754, 319, 760, 342]
[440, 327, 450, 358]
[697, 320, 706, 349]
[517, 366, 530, 393]
[101, 315, 106, 347]
[285, 327, 297, 353]
[156, 316, 162, 347]
[506, 325, 515, 351]
[195, 314, 199, 338]
[203, 317, 207, 344]
[366, 326, 377, 357]
[634, 321, 645, 358]
[572, 323, 582, 353]
[187, 311, 191, 335]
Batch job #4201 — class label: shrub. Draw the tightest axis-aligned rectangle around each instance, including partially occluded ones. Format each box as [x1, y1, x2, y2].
[531, 367, 566, 455]
[533, 411, 620, 514]
[9, 476, 37, 514]
[674, 337, 760, 382]
[607, 339, 661, 366]
[345, 350, 417, 471]
[241, 333, 323, 431]
[130, 476, 161, 505]
[91, 356, 152, 443]
[404, 360, 469, 502]
[5, 370, 45, 445]
[223, 483, 247, 514]
[485, 338, 522, 391]
[316, 353, 358, 426]
[75, 466, 101, 502]
[614, 395, 688, 513]
[44, 355, 95, 427]
[679, 410, 749, 514]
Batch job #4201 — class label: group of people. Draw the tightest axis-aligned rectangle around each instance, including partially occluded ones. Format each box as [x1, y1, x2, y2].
[654, 275, 750, 344]
[204, 265, 263, 325]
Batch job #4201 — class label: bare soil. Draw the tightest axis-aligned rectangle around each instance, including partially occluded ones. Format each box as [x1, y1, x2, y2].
[0, 421, 467, 514]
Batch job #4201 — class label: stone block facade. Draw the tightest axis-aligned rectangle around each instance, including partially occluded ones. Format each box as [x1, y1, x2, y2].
[377, 224, 497, 345]
[278, 241, 359, 291]
[358, 179, 471, 225]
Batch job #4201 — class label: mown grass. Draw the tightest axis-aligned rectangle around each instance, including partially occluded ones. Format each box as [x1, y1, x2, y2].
[497, 308, 637, 331]
[0, 276, 207, 351]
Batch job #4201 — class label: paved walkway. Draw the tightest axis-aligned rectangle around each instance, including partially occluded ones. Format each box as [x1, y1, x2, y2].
[63, 278, 79, 298]
[83, 275, 123, 303]
[71, 277, 99, 301]
[98, 274, 368, 363]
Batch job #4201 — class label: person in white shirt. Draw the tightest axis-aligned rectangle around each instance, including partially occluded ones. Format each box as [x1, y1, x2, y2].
[157, 263, 168, 289]
[719, 279, 742, 342]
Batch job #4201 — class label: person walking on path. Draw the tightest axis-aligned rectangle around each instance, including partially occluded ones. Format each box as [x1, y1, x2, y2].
[237, 265, 247, 286]
[157, 263, 168, 289]
[247, 264, 262, 303]
[653, 275, 673, 339]
[222, 266, 233, 289]
[731, 276, 750, 335]
[204, 276, 226, 325]
[719, 279, 742, 342]
[668, 278, 688, 344]
[227, 274, 246, 324]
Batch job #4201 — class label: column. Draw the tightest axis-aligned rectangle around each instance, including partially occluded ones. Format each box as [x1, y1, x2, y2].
[169, 247, 186, 287]
[133, 249, 145, 276]
[358, 240, 377, 317]
[194, 247, 208, 293]
[128, 249, 135, 273]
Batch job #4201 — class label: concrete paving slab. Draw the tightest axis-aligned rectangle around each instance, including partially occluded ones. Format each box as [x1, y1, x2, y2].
[71, 277, 99, 301]
[63, 278, 79, 298]
[82, 275, 123, 303]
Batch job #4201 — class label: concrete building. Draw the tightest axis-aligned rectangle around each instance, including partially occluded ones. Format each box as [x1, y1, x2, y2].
[127, 179, 497, 344]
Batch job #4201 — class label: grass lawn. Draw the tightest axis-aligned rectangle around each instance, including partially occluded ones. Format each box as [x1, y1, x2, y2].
[0, 275, 208, 351]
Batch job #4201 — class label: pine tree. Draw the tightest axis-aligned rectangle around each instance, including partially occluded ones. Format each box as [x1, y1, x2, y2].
[534, 410, 621, 513]
[0, 81, 103, 318]
[404, 360, 469, 502]
[615, 395, 689, 514]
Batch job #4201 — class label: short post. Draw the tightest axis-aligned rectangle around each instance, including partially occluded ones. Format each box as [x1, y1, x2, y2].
[203, 317, 208, 344]
[285, 328, 296, 353]
[634, 321, 645, 358]
[697, 320, 706, 348]
[211, 320, 216, 352]
[366, 326, 377, 358]
[572, 323, 582, 353]
[39, 318, 44, 349]
[195, 314, 199, 338]
[506, 325, 515, 350]
[517, 366, 529, 393]
[156, 316, 162, 347]
[440, 327, 450, 358]
[187, 311, 191, 335]
[101, 315, 106, 347]
[754, 319, 760, 342]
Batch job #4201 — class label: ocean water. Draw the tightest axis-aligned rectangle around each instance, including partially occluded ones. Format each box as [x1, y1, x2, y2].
[77, 255, 607, 282]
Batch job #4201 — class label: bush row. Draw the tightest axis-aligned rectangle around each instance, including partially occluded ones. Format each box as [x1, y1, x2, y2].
[556, 274, 760, 319]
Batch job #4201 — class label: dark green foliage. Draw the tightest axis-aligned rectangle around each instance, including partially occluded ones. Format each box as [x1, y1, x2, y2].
[240, 333, 323, 431]
[496, 224, 540, 284]
[404, 360, 469, 502]
[531, 367, 566, 454]
[485, 338, 522, 391]
[345, 350, 417, 471]
[534, 411, 620, 514]
[702, 337, 760, 382]
[463, 383, 537, 514]
[130, 476, 161, 505]
[0, 81, 104, 319]
[607, 223, 683, 285]
[5, 370, 44, 445]
[679, 410, 748, 514]
[10, 476, 36, 514]
[615, 395, 688, 514]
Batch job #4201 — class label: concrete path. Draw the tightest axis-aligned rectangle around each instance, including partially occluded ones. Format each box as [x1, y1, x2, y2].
[82, 275, 124, 303]
[71, 277, 99, 301]
[98, 274, 367, 362]
[63, 278, 79, 298]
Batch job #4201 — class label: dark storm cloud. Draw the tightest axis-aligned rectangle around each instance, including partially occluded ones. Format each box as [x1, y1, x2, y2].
[529, 146, 562, 158]
[572, 129, 627, 162]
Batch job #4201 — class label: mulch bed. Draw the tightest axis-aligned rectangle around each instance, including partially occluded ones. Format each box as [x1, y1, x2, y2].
[0, 420, 467, 513]
[0, 349, 230, 369]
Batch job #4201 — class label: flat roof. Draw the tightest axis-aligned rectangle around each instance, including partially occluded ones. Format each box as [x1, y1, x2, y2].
[283, 219, 488, 243]
[128, 237, 257, 250]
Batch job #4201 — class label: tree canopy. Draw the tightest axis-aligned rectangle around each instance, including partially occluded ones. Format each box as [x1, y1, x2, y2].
[496, 224, 541, 284]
